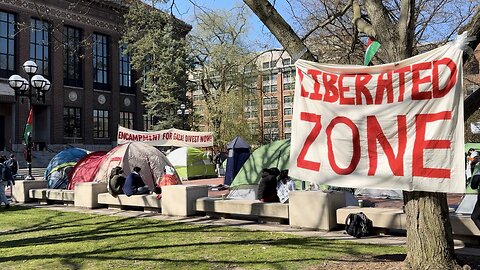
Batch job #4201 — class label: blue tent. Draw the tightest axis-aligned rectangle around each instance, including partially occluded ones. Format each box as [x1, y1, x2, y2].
[224, 136, 250, 186]
[45, 147, 88, 189]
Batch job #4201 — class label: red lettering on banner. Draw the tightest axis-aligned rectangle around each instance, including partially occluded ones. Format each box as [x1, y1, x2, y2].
[411, 62, 432, 100]
[432, 58, 457, 98]
[338, 74, 355, 105]
[394, 66, 411, 102]
[375, 71, 394, 104]
[326, 117, 360, 175]
[354, 74, 373, 105]
[307, 69, 323, 100]
[296, 112, 321, 171]
[412, 111, 452, 178]
[367, 115, 407, 176]
[323, 72, 339, 103]
[297, 69, 309, 98]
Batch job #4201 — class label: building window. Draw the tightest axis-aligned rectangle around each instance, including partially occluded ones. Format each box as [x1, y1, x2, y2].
[284, 120, 292, 128]
[93, 109, 109, 138]
[284, 108, 293, 115]
[63, 25, 82, 87]
[0, 11, 15, 78]
[64, 107, 81, 138]
[284, 95, 294, 104]
[143, 114, 155, 131]
[120, 111, 134, 129]
[282, 58, 291, 66]
[30, 18, 50, 76]
[262, 62, 270, 69]
[93, 33, 108, 90]
[119, 45, 133, 93]
[284, 133, 291, 139]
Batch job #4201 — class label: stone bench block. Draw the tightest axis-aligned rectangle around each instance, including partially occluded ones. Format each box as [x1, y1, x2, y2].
[74, 182, 108, 208]
[289, 190, 346, 231]
[12, 180, 48, 203]
[196, 197, 289, 219]
[450, 214, 480, 236]
[29, 188, 48, 200]
[161, 185, 208, 216]
[98, 193, 162, 212]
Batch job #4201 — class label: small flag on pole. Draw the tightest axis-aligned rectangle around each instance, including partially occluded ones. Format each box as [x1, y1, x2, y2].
[364, 38, 381, 66]
[23, 108, 33, 144]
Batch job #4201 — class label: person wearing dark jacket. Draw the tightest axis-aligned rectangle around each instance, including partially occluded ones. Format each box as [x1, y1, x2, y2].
[471, 174, 480, 230]
[122, 166, 149, 196]
[258, 167, 280, 202]
[108, 166, 125, 197]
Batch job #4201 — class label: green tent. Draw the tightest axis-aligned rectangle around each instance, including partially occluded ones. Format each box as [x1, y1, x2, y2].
[228, 139, 304, 199]
[167, 147, 216, 180]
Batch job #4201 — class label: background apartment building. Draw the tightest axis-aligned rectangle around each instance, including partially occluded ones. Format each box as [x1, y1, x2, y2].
[190, 50, 296, 144]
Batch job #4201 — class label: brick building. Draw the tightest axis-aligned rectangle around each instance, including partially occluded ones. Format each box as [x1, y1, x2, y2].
[0, 0, 190, 152]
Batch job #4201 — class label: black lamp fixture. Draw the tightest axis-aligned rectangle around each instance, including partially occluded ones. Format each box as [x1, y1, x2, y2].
[176, 104, 190, 130]
[7, 60, 51, 180]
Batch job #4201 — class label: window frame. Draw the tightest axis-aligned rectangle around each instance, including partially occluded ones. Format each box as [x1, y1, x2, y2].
[93, 109, 109, 138]
[63, 25, 83, 87]
[119, 44, 134, 93]
[63, 107, 82, 138]
[30, 18, 51, 77]
[0, 11, 16, 78]
[92, 33, 109, 90]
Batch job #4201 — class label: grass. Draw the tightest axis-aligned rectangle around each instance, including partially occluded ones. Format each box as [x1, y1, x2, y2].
[0, 206, 405, 270]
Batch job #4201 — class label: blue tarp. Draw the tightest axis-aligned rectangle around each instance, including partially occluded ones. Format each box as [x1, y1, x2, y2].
[45, 147, 88, 189]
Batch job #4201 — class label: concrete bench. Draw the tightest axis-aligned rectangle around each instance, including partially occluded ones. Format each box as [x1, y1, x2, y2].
[97, 193, 162, 213]
[336, 207, 480, 237]
[12, 180, 48, 203]
[289, 190, 347, 231]
[161, 185, 209, 216]
[74, 182, 108, 209]
[28, 188, 75, 205]
[196, 197, 289, 223]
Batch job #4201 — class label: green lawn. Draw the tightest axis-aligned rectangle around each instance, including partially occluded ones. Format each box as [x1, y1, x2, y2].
[0, 206, 404, 270]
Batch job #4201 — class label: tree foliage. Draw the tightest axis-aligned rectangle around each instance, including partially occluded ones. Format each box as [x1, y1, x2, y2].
[122, 0, 192, 130]
[189, 6, 261, 147]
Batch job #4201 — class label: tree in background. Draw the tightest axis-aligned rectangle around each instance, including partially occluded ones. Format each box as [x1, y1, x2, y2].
[189, 6, 261, 147]
[122, 0, 192, 130]
[243, 0, 480, 268]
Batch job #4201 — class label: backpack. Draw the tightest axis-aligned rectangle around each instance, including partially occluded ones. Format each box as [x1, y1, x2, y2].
[345, 212, 373, 238]
[5, 159, 17, 175]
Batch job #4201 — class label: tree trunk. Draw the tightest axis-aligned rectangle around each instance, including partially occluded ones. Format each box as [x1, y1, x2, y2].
[243, 0, 317, 62]
[404, 192, 461, 269]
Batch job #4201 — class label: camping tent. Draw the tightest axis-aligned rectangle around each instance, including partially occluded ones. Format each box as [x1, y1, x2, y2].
[67, 151, 108, 190]
[224, 136, 250, 186]
[167, 147, 216, 180]
[228, 139, 296, 199]
[45, 147, 89, 189]
[93, 142, 176, 189]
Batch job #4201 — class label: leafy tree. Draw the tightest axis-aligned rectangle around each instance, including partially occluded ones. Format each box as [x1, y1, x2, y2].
[189, 6, 261, 147]
[122, 0, 192, 130]
[244, 0, 479, 269]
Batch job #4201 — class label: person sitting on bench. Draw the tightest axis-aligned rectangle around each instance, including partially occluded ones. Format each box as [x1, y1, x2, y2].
[258, 168, 280, 202]
[122, 166, 149, 196]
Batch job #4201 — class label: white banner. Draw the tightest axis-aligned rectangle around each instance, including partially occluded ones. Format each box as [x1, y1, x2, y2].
[117, 126, 214, 147]
[289, 44, 465, 193]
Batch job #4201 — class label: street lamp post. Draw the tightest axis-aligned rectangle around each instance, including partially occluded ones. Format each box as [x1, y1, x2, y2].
[176, 104, 190, 130]
[8, 60, 51, 180]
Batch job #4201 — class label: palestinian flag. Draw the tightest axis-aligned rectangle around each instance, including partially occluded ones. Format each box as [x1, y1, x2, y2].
[23, 108, 33, 144]
[364, 38, 381, 66]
